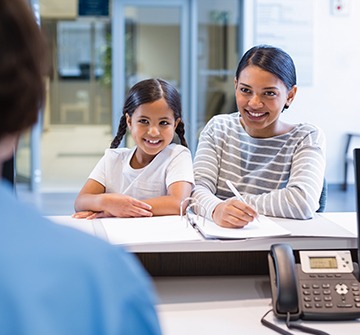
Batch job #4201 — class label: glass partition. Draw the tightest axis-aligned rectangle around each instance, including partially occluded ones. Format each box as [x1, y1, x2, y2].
[18, 0, 243, 192]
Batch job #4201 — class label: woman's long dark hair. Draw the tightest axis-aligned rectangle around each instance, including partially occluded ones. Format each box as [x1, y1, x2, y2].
[235, 45, 297, 90]
[110, 78, 188, 148]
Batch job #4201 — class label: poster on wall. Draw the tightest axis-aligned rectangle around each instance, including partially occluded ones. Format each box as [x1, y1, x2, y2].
[254, 0, 313, 86]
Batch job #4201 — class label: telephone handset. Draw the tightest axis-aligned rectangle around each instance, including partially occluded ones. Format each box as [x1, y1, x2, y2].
[268, 243, 360, 321]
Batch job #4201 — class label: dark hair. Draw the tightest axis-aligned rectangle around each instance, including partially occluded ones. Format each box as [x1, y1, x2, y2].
[0, 0, 48, 138]
[235, 45, 296, 90]
[110, 78, 188, 148]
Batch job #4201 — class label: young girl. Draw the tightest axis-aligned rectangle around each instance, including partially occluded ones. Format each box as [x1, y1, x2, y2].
[192, 45, 326, 228]
[73, 78, 194, 219]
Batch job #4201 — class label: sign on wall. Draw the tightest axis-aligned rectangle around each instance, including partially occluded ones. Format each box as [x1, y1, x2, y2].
[78, 0, 109, 16]
[254, 0, 314, 86]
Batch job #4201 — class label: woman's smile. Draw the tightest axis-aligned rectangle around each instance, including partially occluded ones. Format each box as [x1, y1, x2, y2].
[245, 109, 268, 120]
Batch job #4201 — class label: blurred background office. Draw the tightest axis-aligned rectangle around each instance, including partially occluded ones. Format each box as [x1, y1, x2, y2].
[16, 0, 360, 213]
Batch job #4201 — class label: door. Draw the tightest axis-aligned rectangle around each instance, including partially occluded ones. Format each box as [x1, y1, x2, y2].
[112, 0, 191, 148]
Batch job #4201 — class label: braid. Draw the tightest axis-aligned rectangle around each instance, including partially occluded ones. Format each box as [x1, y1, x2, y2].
[110, 115, 127, 148]
[175, 120, 188, 148]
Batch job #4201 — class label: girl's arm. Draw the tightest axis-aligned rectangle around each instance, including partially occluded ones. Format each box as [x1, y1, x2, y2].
[142, 181, 193, 216]
[73, 179, 153, 218]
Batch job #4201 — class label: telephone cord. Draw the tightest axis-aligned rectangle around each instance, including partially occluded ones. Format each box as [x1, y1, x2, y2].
[285, 313, 330, 335]
[261, 309, 331, 335]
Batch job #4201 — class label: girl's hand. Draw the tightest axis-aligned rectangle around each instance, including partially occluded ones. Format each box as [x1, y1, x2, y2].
[81, 211, 114, 220]
[73, 195, 153, 218]
[212, 198, 257, 228]
[72, 211, 96, 219]
[101, 194, 153, 218]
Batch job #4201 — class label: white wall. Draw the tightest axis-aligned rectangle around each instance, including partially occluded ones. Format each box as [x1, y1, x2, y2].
[277, 0, 360, 185]
[125, 0, 360, 186]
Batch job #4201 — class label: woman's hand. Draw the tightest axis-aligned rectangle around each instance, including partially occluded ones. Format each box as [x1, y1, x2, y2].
[212, 198, 258, 228]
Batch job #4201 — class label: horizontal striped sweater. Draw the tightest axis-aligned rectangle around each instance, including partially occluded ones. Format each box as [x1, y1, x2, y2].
[192, 112, 326, 220]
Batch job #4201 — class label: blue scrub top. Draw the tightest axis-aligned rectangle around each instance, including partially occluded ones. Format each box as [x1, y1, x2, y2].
[0, 181, 162, 334]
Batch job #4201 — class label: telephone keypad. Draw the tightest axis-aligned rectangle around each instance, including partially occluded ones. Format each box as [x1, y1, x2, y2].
[299, 272, 360, 314]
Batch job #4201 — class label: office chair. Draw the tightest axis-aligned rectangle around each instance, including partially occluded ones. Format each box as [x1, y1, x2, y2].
[316, 178, 327, 213]
[2, 155, 15, 186]
[343, 133, 360, 190]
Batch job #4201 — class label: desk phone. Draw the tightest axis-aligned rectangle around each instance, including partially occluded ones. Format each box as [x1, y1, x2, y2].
[268, 243, 360, 321]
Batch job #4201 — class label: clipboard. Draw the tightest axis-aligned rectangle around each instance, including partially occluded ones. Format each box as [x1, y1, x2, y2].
[182, 198, 291, 240]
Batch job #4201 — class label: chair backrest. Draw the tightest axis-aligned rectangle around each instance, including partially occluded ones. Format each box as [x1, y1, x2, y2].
[353, 148, 360, 270]
[2, 155, 15, 186]
[316, 178, 327, 213]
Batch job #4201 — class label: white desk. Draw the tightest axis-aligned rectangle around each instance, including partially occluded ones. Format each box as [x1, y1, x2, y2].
[50, 212, 358, 253]
[50, 212, 358, 276]
[49, 213, 360, 332]
[154, 275, 360, 335]
[152, 213, 359, 334]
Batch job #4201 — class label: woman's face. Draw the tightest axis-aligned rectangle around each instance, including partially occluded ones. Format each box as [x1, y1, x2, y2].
[234, 65, 297, 138]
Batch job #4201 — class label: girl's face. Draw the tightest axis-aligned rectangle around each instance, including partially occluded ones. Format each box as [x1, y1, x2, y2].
[126, 97, 180, 167]
[234, 65, 297, 138]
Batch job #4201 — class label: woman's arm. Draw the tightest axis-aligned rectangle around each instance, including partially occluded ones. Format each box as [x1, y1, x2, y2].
[190, 120, 253, 226]
[193, 119, 326, 222]
[243, 142, 326, 220]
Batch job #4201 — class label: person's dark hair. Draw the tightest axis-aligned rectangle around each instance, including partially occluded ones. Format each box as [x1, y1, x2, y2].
[110, 78, 188, 148]
[235, 45, 296, 90]
[0, 0, 48, 139]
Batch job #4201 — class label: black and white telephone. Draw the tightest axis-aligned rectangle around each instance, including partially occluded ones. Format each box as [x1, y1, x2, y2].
[262, 149, 360, 334]
[262, 243, 360, 335]
[268, 243, 360, 321]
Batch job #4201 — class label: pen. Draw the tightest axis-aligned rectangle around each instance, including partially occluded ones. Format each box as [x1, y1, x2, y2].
[225, 180, 260, 223]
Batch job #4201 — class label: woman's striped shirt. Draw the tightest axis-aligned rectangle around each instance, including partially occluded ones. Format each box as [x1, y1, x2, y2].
[192, 112, 326, 220]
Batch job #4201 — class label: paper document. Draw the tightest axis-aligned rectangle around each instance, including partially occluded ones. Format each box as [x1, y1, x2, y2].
[188, 214, 291, 240]
[274, 213, 357, 238]
[100, 215, 203, 245]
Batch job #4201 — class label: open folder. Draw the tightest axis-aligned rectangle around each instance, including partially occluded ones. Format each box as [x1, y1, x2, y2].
[186, 212, 291, 240]
[98, 215, 202, 245]
[50, 212, 358, 246]
[49, 214, 291, 245]
[101, 214, 291, 244]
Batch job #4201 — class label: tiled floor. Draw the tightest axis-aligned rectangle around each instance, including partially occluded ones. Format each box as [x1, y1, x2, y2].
[17, 183, 357, 216]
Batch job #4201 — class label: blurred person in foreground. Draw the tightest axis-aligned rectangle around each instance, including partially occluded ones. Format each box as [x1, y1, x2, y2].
[0, 0, 162, 334]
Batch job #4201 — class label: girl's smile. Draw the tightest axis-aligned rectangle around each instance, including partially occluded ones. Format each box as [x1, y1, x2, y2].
[126, 98, 180, 168]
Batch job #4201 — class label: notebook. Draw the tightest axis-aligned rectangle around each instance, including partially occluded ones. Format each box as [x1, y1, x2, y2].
[187, 212, 291, 240]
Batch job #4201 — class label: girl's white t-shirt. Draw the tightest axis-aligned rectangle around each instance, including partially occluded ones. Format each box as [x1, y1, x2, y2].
[89, 143, 194, 200]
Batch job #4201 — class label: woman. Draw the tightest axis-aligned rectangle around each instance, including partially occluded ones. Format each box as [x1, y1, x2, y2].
[192, 45, 325, 228]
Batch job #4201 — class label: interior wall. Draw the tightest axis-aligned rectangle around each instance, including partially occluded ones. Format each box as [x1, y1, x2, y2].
[39, 0, 360, 188]
[136, 25, 180, 86]
[131, 0, 359, 185]
[276, 0, 360, 185]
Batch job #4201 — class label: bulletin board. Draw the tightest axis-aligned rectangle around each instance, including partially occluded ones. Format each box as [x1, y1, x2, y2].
[254, 0, 314, 86]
